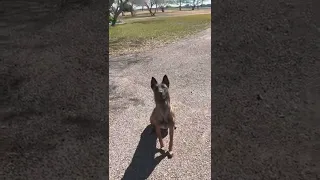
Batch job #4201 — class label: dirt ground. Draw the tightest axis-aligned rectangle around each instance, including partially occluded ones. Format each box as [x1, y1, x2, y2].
[1, 0, 108, 179]
[0, 0, 319, 179]
[212, 0, 319, 179]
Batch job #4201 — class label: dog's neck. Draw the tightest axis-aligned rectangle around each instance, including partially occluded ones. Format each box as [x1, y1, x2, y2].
[155, 99, 170, 109]
[155, 93, 170, 108]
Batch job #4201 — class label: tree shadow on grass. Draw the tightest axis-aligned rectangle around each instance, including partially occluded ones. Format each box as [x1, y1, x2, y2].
[122, 124, 168, 180]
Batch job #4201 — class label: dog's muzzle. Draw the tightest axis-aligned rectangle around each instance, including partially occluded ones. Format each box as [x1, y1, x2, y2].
[157, 90, 167, 100]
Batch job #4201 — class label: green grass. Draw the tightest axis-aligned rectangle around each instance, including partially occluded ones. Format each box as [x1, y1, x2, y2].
[109, 14, 211, 55]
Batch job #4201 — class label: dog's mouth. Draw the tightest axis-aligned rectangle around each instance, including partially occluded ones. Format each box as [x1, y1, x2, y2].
[161, 92, 168, 99]
[161, 95, 167, 100]
[155, 92, 167, 100]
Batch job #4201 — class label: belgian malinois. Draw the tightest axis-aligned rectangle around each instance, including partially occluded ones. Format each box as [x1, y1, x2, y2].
[150, 75, 176, 158]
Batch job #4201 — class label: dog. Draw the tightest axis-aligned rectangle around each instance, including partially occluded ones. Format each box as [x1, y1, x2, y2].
[149, 75, 176, 158]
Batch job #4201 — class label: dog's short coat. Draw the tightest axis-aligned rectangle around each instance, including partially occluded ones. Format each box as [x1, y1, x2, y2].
[149, 75, 176, 158]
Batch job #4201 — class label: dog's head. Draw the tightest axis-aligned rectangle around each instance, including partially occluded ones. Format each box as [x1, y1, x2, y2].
[151, 75, 170, 102]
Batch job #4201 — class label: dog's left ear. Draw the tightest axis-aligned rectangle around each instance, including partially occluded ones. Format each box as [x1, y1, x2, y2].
[162, 75, 170, 88]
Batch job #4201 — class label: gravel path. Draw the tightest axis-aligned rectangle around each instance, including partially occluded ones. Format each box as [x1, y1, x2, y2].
[1, 0, 319, 179]
[109, 29, 211, 180]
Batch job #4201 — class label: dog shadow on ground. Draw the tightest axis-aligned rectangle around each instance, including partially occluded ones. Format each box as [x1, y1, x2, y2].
[122, 124, 168, 180]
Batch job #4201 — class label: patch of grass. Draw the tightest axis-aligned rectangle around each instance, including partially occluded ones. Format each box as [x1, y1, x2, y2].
[121, 8, 210, 21]
[109, 14, 211, 56]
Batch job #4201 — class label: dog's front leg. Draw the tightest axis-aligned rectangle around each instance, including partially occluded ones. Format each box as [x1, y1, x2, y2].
[168, 126, 174, 158]
[155, 125, 164, 149]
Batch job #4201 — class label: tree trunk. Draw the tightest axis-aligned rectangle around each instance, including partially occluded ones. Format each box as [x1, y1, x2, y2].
[108, 0, 115, 11]
[111, 9, 122, 26]
[111, 0, 129, 26]
[145, 3, 156, 16]
[192, 0, 195, 10]
[179, 0, 181, 10]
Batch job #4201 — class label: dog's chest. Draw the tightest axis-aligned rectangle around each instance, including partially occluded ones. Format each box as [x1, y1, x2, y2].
[157, 107, 171, 129]
[159, 108, 170, 121]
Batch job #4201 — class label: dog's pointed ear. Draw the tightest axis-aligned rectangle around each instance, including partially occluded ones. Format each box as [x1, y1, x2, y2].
[151, 77, 157, 89]
[162, 75, 169, 88]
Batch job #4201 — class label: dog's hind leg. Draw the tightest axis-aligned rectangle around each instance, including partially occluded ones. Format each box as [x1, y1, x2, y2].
[168, 126, 174, 158]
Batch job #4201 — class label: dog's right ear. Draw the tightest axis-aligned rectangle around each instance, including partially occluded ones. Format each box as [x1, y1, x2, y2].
[162, 75, 169, 88]
[151, 77, 157, 89]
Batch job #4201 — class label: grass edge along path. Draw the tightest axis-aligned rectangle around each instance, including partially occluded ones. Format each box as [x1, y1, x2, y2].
[109, 14, 211, 56]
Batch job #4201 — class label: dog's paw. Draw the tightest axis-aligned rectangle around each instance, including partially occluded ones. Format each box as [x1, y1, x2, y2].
[158, 146, 166, 154]
[167, 151, 174, 159]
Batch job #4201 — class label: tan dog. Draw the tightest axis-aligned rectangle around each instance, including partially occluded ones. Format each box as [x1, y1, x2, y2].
[150, 75, 176, 158]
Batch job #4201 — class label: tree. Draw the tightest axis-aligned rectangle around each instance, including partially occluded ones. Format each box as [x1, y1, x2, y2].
[145, 0, 157, 16]
[131, 0, 145, 7]
[110, 0, 130, 26]
[156, 0, 168, 12]
[121, 2, 136, 16]
[132, 0, 167, 16]
[191, 0, 201, 10]
[109, 0, 115, 10]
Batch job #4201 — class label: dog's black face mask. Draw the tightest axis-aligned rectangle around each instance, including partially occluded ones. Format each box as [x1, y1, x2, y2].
[151, 75, 170, 101]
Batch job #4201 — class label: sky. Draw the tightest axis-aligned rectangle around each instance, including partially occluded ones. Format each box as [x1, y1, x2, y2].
[200, 0, 211, 4]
